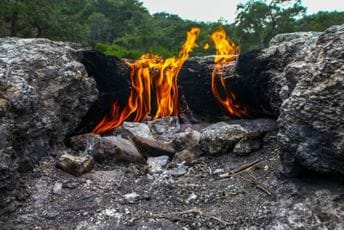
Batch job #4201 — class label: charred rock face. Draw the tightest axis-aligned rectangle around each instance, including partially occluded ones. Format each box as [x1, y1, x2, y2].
[77, 51, 278, 128]
[178, 56, 223, 118]
[75, 51, 131, 134]
[178, 51, 275, 119]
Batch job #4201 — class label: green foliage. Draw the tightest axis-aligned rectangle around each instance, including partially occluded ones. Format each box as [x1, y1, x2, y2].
[0, 0, 343, 57]
[296, 11, 344, 31]
[95, 42, 142, 59]
[234, 0, 306, 51]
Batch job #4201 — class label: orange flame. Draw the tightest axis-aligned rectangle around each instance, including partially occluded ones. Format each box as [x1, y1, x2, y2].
[93, 28, 200, 134]
[211, 28, 247, 117]
[93, 27, 247, 134]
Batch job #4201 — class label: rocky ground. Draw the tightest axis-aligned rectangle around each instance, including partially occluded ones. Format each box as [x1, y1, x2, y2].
[1, 123, 343, 229]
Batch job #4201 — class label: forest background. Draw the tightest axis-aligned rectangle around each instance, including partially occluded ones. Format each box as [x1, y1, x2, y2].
[1, 0, 343, 58]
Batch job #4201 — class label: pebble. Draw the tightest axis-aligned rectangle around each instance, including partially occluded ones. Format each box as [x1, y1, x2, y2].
[168, 165, 188, 177]
[52, 182, 63, 194]
[186, 193, 198, 204]
[123, 192, 140, 203]
[213, 168, 225, 175]
[146, 155, 169, 173]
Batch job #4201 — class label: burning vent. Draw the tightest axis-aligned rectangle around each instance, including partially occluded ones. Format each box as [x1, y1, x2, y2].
[90, 27, 247, 134]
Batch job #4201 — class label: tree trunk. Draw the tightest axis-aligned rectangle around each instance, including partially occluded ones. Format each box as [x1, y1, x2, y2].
[10, 12, 18, 36]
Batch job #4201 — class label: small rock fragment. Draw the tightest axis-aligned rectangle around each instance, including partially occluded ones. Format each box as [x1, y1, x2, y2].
[102, 136, 145, 163]
[168, 165, 188, 177]
[56, 153, 94, 176]
[174, 148, 200, 165]
[123, 192, 140, 203]
[70, 133, 145, 163]
[213, 168, 225, 175]
[233, 137, 262, 155]
[186, 193, 197, 204]
[147, 155, 169, 173]
[52, 181, 63, 194]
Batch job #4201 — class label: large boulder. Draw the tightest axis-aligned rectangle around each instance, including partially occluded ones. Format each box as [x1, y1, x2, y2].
[0, 38, 97, 211]
[272, 25, 344, 176]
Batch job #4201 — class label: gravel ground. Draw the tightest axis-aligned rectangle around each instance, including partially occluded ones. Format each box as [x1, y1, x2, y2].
[1, 132, 343, 229]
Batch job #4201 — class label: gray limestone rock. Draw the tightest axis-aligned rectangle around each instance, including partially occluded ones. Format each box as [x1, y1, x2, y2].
[274, 25, 344, 176]
[199, 122, 248, 155]
[200, 119, 277, 156]
[70, 133, 145, 163]
[171, 129, 200, 152]
[233, 137, 262, 155]
[116, 122, 155, 140]
[0, 38, 97, 209]
[148, 116, 181, 140]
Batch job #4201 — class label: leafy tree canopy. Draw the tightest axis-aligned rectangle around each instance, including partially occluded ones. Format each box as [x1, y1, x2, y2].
[0, 0, 343, 57]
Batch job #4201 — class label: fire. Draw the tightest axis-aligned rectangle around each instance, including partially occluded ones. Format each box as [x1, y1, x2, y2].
[211, 28, 247, 117]
[93, 28, 200, 134]
[93, 27, 247, 134]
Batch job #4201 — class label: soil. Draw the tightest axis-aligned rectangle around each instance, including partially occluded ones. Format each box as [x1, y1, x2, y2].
[1, 132, 343, 229]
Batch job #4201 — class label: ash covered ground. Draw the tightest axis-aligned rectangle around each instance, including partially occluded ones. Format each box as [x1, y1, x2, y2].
[1, 128, 343, 229]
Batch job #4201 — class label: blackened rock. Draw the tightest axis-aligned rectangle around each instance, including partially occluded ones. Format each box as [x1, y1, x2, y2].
[76, 50, 130, 133]
[178, 56, 224, 118]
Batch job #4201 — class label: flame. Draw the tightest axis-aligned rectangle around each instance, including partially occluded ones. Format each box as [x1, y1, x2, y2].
[211, 28, 247, 117]
[93, 27, 247, 134]
[93, 28, 200, 134]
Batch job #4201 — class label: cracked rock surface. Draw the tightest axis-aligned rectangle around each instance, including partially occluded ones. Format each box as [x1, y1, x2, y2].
[266, 25, 344, 176]
[0, 38, 97, 212]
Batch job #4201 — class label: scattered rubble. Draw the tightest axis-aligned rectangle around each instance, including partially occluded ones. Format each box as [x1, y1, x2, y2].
[67, 118, 276, 171]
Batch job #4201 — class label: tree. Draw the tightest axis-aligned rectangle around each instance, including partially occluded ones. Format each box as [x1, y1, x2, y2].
[235, 0, 306, 51]
[88, 12, 111, 45]
[296, 11, 344, 32]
